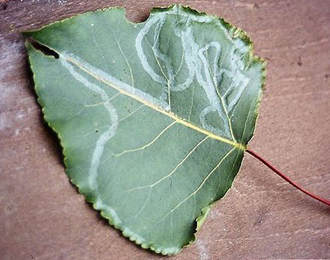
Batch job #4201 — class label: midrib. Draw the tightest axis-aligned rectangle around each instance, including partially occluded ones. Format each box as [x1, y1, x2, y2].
[62, 54, 245, 150]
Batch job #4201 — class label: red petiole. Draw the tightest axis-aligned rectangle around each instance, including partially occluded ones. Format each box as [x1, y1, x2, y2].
[246, 149, 330, 207]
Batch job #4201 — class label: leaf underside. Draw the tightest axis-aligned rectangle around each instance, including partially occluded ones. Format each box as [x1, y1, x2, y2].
[25, 5, 265, 255]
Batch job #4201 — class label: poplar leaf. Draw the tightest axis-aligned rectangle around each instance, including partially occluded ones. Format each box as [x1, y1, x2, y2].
[25, 5, 265, 255]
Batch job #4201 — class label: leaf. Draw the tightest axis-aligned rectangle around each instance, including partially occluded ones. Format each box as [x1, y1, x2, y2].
[24, 5, 265, 255]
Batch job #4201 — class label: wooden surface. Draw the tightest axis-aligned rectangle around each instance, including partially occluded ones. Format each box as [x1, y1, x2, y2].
[1, 0, 329, 259]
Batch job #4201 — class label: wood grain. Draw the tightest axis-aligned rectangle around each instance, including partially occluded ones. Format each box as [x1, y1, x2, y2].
[0, 0, 329, 259]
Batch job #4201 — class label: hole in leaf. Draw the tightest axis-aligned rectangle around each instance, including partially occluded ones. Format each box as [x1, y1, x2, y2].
[28, 38, 59, 59]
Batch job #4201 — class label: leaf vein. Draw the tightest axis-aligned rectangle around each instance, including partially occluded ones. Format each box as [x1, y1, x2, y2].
[148, 147, 236, 230]
[114, 121, 176, 157]
[127, 136, 209, 192]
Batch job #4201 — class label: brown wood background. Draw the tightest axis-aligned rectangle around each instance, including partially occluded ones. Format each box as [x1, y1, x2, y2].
[1, 0, 330, 259]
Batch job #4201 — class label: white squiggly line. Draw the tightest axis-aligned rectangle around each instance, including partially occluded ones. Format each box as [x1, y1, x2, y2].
[219, 47, 250, 113]
[94, 196, 122, 224]
[197, 42, 230, 134]
[135, 15, 167, 85]
[59, 56, 119, 191]
[136, 17, 230, 137]
[61, 52, 170, 112]
[172, 24, 198, 92]
[60, 55, 124, 228]
[136, 11, 252, 140]
[200, 106, 226, 137]
[227, 71, 250, 112]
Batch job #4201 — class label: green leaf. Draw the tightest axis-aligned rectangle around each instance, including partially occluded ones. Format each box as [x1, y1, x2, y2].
[24, 5, 265, 255]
